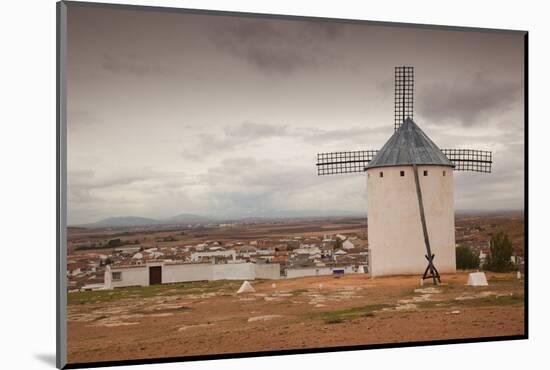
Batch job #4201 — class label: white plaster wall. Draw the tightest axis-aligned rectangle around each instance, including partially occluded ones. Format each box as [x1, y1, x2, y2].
[109, 262, 282, 288]
[254, 263, 281, 279]
[110, 266, 149, 288]
[163, 263, 212, 283]
[286, 267, 333, 279]
[367, 165, 456, 277]
[342, 266, 356, 274]
[212, 263, 255, 280]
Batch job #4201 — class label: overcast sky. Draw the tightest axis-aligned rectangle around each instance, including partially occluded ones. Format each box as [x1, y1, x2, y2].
[66, 5, 525, 225]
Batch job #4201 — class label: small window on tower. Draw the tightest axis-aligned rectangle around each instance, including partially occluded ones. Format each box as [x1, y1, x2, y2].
[443, 170, 446, 176]
[379, 172, 383, 178]
[400, 171, 405, 177]
[423, 170, 428, 176]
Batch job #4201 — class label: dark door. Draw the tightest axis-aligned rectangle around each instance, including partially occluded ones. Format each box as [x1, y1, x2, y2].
[149, 266, 162, 285]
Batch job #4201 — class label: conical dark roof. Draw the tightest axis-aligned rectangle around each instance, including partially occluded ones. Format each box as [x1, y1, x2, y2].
[366, 118, 453, 169]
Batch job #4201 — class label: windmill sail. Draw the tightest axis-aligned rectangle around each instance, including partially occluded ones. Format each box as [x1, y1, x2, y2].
[316, 150, 378, 175]
[441, 149, 493, 173]
[395, 66, 414, 131]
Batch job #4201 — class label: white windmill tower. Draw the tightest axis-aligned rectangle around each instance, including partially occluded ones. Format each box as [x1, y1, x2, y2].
[315, 67, 493, 283]
[365, 117, 455, 278]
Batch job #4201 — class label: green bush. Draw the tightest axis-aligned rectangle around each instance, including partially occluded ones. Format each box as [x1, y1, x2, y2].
[107, 238, 122, 247]
[484, 232, 514, 272]
[456, 246, 480, 270]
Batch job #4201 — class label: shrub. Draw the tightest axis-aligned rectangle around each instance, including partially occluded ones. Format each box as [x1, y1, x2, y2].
[484, 232, 514, 272]
[456, 246, 480, 270]
[107, 238, 122, 247]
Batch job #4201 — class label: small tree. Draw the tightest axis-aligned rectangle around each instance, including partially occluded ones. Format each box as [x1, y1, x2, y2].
[107, 238, 122, 247]
[456, 246, 480, 270]
[484, 232, 514, 272]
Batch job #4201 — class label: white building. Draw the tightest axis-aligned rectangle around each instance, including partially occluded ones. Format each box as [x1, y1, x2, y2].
[106, 261, 280, 288]
[190, 249, 236, 262]
[238, 246, 257, 258]
[366, 119, 456, 277]
[293, 246, 321, 256]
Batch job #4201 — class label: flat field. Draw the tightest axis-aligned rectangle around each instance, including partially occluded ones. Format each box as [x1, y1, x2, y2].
[67, 271, 524, 364]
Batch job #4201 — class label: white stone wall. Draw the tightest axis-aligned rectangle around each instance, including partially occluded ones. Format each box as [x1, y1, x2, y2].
[254, 263, 281, 280]
[367, 165, 456, 277]
[286, 267, 331, 279]
[109, 262, 281, 288]
[286, 266, 357, 279]
[110, 266, 149, 288]
[211, 263, 255, 280]
[163, 263, 211, 283]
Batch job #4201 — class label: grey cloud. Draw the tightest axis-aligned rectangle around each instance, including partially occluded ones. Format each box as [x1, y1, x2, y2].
[454, 169, 524, 210]
[68, 169, 151, 204]
[417, 73, 522, 127]
[427, 126, 524, 148]
[298, 125, 390, 145]
[183, 122, 389, 161]
[67, 168, 201, 223]
[180, 132, 244, 161]
[101, 54, 166, 76]
[451, 136, 524, 211]
[224, 121, 290, 138]
[66, 6, 524, 223]
[67, 109, 101, 130]
[374, 78, 394, 99]
[200, 156, 357, 216]
[182, 121, 293, 160]
[209, 19, 344, 75]
[67, 168, 198, 203]
[69, 170, 149, 189]
[208, 191, 272, 217]
[202, 157, 317, 190]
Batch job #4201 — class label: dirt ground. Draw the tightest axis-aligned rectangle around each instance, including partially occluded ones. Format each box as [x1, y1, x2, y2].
[67, 272, 524, 364]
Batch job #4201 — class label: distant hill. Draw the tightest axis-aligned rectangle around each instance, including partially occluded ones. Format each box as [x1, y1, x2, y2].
[82, 213, 213, 228]
[78, 210, 368, 228]
[87, 216, 161, 227]
[73, 209, 523, 228]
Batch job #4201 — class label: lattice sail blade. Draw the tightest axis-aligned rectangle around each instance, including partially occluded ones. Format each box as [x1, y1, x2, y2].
[395, 66, 414, 131]
[316, 150, 378, 175]
[441, 149, 493, 173]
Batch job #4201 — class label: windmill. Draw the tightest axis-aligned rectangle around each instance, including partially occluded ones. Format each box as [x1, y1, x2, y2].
[315, 66, 492, 284]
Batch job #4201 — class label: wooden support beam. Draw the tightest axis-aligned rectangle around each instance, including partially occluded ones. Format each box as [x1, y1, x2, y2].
[412, 164, 441, 284]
